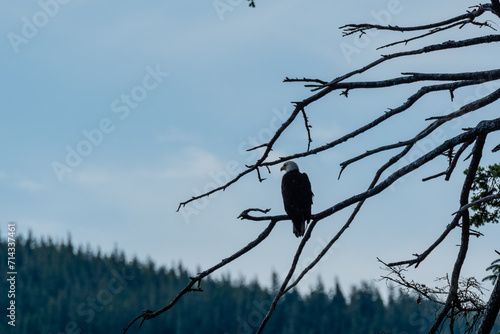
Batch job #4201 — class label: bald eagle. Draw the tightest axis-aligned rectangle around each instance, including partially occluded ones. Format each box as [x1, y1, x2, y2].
[280, 161, 313, 237]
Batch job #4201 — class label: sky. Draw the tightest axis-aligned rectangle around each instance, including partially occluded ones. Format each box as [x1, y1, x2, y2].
[1, 0, 500, 300]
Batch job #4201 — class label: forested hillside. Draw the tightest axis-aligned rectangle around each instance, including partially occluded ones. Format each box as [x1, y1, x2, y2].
[1, 234, 498, 334]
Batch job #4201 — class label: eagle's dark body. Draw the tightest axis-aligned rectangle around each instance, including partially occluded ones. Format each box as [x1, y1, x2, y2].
[281, 163, 313, 237]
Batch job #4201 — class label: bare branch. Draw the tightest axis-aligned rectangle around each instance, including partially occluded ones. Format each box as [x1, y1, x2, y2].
[416, 139, 473, 182]
[323, 119, 500, 221]
[429, 134, 487, 334]
[392, 136, 488, 276]
[123, 219, 278, 333]
[491, 0, 500, 17]
[422, 171, 448, 182]
[315, 34, 500, 92]
[475, 271, 500, 333]
[178, 35, 500, 211]
[255, 166, 267, 182]
[378, 20, 482, 50]
[446, 139, 476, 181]
[340, 4, 489, 39]
[387, 214, 461, 268]
[453, 192, 500, 214]
[176, 106, 303, 211]
[246, 143, 268, 152]
[328, 69, 500, 91]
[339, 87, 500, 173]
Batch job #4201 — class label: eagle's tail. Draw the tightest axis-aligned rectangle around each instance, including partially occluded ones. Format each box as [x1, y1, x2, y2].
[292, 219, 306, 238]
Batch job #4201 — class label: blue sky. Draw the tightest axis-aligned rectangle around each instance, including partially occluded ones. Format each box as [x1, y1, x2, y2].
[2, 0, 500, 296]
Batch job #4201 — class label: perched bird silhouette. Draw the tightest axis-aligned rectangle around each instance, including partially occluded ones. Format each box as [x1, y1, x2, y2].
[280, 161, 313, 237]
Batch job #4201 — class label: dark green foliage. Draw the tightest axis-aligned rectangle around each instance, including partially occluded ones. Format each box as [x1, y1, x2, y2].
[484, 256, 500, 284]
[0, 234, 499, 334]
[466, 164, 500, 227]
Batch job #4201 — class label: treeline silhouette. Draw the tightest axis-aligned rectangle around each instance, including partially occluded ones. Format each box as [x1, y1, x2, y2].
[0, 233, 498, 334]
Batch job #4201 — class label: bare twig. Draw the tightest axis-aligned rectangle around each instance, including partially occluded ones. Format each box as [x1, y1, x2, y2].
[284, 77, 327, 85]
[300, 108, 313, 151]
[378, 258, 447, 305]
[446, 139, 476, 181]
[238, 208, 271, 220]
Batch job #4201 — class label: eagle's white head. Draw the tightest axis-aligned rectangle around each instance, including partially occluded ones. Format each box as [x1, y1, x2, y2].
[280, 161, 299, 173]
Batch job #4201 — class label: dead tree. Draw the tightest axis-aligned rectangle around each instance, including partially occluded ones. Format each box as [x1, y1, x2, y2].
[124, 2, 500, 333]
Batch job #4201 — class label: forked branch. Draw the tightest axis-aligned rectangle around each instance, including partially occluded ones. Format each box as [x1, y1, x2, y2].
[128, 3, 500, 333]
